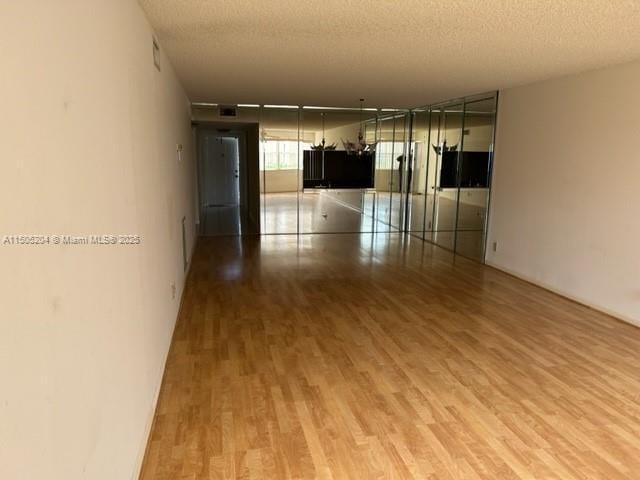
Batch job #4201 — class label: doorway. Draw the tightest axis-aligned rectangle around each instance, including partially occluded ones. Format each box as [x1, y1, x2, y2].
[198, 130, 248, 235]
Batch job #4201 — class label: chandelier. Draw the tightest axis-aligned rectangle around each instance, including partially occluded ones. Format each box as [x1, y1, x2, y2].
[341, 98, 376, 156]
[432, 140, 458, 155]
[310, 113, 337, 151]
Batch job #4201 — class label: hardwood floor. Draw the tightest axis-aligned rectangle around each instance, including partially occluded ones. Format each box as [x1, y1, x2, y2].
[140, 233, 640, 479]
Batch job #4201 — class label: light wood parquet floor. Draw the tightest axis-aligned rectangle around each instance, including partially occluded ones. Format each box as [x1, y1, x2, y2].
[140, 233, 640, 479]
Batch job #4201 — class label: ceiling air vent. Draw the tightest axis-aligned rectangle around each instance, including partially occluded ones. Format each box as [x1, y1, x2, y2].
[218, 105, 237, 118]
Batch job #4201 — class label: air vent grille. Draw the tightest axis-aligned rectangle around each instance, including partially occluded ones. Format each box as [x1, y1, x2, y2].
[219, 106, 237, 118]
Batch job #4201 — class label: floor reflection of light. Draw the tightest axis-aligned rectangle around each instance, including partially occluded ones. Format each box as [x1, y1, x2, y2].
[221, 261, 243, 280]
[357, 231, 400, 266]
[261, 191, 403, 235]
[220, 237, 244, 280]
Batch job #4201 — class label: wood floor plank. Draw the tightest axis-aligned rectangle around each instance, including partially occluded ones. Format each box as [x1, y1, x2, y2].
[139, 234, 640, 479]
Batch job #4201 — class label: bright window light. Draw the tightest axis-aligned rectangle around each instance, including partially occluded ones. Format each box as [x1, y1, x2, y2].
[376, 141, 414, 169]
[260, 140, 311, 171]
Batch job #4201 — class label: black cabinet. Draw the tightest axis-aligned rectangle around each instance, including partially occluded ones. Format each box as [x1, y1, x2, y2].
[440, 151, 491, 188]
[303, 150, 374, 189]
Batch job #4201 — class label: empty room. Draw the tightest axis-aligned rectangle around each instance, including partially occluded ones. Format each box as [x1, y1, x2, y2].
[2, 1, 640, 479]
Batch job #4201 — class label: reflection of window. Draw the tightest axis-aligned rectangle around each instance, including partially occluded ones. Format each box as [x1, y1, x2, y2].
[376, 142, 412, 169]
[261, 141, 311, 170]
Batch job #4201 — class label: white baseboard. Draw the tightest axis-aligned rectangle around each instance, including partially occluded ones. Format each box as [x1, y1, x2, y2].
[486, 260, 640, 329]
[131, 358, 167, 480]
[132, 236, 199, 479]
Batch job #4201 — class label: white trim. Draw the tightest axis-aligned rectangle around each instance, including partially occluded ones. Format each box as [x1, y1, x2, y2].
[132, 238, 198, 479]
[486, 260, 640, 329]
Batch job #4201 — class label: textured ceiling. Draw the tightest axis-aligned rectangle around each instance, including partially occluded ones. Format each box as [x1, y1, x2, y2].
[139, 0, 640, 108]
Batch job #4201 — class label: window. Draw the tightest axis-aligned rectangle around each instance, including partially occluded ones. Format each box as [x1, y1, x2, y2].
[261, 140, 310, 170]
[376, 141, 411, 170]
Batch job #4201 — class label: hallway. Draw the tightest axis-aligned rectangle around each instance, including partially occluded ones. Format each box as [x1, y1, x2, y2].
[140, 234, 640, 480]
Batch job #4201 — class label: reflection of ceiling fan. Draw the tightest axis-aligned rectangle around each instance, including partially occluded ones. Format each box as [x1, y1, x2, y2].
[432, 140, 458, 155]
[342, 99, 376, 156]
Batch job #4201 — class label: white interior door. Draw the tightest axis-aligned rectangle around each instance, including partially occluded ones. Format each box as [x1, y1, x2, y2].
[202, 136, 240, 206]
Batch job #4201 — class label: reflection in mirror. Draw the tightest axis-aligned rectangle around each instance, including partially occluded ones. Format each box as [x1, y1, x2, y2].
[390, 114, 408, 230]
[259, 107, 300, 234]
[299, 108, 379, 233]
[375, 113, 409, 231]
[375, 115, 396, 231]
[424, 108, 442, 239]
[454, 95, 497, 260]
[407, 109, 429, 235]
[242, 92, 496, 263]
[432, 103, 463, 251]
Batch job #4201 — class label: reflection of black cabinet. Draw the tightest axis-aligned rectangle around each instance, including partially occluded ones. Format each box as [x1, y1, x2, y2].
[303, 150, 375, 189]
[440, 151, 491, 188]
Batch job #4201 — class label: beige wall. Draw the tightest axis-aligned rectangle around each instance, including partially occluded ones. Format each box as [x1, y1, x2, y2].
[462, 116, 495, 151]
[260, 169, 301, 192]
[0, 1, 196, 479]
[488, 60, 640, 326]
[319, 121, 361, 148]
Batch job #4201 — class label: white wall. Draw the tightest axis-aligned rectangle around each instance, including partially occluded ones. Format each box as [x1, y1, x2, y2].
[488, 60, 640, 326]
[0, 1, 196, 479]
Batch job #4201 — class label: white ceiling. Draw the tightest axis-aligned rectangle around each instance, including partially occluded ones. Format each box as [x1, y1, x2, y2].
[139, 0, 640, 108]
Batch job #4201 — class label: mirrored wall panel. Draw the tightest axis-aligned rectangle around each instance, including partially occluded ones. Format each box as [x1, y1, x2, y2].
[407, 108, 429, 236]
[454, 95, 497, 260]
[260, 107, 300, 234]
[256, 105, 411, 235]
[299, 107, 380, 233]
[408, 92, 497, 262]
[433, 102, 464, 251]
[197, 92, 496, 262]
[375, 113, 408, 232]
